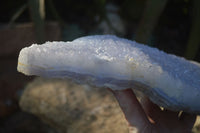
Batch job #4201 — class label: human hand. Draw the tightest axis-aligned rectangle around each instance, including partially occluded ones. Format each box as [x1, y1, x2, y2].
[110, 88, 196, 133]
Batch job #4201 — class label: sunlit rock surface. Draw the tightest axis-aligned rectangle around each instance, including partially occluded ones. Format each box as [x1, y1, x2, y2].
[20, 78, 128, 133]
[18, 35, 200, 113]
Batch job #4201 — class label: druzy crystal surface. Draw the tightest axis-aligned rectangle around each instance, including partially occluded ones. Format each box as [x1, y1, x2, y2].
[18, 35, 200, 113]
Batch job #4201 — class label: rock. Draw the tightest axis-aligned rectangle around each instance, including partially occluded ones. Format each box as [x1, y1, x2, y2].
[17, 35, 200, 113]
[19, 78, 128, 133]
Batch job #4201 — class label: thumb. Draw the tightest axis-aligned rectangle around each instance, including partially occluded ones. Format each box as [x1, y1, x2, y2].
[110, 88, 151, 131]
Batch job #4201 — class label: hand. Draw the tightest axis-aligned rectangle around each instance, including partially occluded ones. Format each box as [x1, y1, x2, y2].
[110, 88, 196, 133]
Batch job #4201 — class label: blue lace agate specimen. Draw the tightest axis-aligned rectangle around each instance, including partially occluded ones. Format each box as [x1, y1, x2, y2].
[17, 35, 200, 114]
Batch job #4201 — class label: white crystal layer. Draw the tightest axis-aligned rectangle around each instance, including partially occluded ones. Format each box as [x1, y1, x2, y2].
[17, 35, 200, 113]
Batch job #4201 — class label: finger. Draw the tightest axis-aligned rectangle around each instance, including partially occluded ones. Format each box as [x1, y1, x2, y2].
[111, 88, 151, 130]
[140, 95, 162, 122]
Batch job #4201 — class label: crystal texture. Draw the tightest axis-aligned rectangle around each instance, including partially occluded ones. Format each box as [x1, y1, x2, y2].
[17, 35, 200, 114]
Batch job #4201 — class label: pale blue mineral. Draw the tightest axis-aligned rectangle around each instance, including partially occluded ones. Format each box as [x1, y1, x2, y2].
[17, 35, 200, 114]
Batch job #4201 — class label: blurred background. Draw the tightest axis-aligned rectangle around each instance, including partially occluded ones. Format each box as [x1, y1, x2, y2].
[0, 0, 200, 133]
